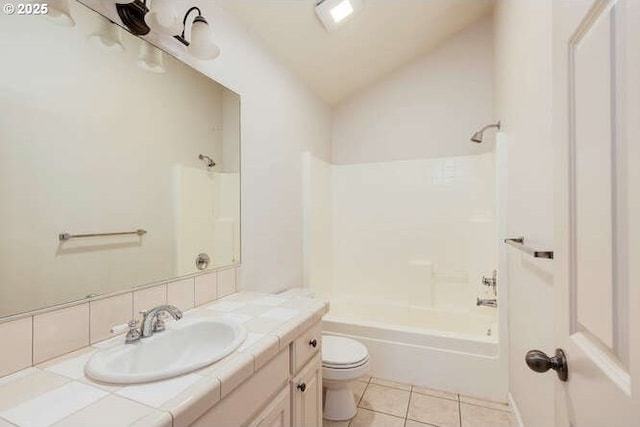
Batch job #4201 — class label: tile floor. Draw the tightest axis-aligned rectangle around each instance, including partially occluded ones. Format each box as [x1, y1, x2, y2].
[324, 377, 516, 427]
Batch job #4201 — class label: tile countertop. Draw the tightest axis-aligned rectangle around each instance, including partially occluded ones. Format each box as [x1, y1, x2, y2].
[0, 291, 329, 427]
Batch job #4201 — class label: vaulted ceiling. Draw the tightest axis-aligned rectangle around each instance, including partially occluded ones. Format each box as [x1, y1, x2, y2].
[216, 0, 494, 106]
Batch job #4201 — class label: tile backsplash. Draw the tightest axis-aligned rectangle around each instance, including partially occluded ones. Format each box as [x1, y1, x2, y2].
[0, 266, 239, 378]
[33, 305, 90, 365]
[0, 317, 32, 377]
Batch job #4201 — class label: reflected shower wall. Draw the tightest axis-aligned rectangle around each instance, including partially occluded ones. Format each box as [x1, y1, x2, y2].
[174, 166, 240, 276]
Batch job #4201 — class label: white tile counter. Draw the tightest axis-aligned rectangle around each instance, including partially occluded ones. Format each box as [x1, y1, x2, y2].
[0, 292, 328, 427]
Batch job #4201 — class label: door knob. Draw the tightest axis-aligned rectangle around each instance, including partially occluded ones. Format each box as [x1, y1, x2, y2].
[297, 382, 307, 392]
[525, 348, 568, 382]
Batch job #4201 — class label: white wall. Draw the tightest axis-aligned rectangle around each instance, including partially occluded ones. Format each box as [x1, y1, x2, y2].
[332, 16, 494, 164]
[190, 3, 333, 293]
[302, 153, 333, 298]
[493, 1, 555, 426]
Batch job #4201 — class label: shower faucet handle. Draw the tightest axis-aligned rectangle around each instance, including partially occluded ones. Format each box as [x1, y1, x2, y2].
[482, 270, 497, 295]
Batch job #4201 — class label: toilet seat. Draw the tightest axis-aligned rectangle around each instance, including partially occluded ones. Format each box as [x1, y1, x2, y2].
[322, 336, 369, 369]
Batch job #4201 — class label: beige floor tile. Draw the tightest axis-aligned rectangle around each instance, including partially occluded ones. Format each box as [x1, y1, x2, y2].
[323, 419, 350, 427]
[459, 395, 510, 412]
[370, 378, 411, 391]
[412, 385, 458, 401]
[405, 420, 439, 427]
[350, 380, 368, 404]
[407, 393, 460, 427]
[460, 403, 514, 427]
[359, 384, 410, 418]
[350, 409, 405, 427]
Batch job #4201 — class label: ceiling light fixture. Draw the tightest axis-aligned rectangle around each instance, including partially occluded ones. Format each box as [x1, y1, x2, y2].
[315, 0, 363, 32]
[115, 1, 220, 60]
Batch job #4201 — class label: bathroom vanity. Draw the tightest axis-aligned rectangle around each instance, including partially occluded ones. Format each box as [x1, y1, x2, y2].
[0, 292, 328, 427]
[191, 300, 324, 427]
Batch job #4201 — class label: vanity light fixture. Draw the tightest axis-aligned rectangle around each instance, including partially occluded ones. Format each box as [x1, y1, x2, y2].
[145, 0, 181, 34]
[116, 0, 150, 36]
[115, 1, 220, 60]
[47, 0, 75, 27]
[136, 42, 166, 73]
[174, 7, 220, 60]
[315, 0, 363, 32]
[90, 18, 124, 52]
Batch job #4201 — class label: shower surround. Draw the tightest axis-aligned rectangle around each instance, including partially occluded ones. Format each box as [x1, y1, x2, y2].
[303, 151, 507, 399]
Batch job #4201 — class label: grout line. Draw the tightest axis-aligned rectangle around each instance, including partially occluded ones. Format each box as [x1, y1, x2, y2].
[358, 407, 405, 420]
[403, 386, 412, 426]
[460, 400, 511, 412]
[356, 379, 369, 407]
[358, 408, 405, 422]
[411, 389, 458, 402]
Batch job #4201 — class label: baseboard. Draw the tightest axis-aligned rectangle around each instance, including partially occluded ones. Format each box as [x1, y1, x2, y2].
[508, 392, 525, 427]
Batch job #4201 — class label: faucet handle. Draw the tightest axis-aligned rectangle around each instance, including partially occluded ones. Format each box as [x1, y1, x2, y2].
[110, 320, 139, 334]
[111, 320, 141, 344]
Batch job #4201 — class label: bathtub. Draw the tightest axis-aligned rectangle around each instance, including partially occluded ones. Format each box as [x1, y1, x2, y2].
[322, 297, 507, 401]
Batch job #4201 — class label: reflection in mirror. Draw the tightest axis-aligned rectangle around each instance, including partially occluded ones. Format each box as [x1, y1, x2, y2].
[0, 2, 240, 318]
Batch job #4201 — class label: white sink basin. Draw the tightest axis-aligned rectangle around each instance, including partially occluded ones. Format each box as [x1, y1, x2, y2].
[85, 318, 247, 384]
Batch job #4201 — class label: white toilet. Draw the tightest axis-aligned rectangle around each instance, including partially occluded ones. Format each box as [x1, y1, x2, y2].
[322, 335, 370, 421]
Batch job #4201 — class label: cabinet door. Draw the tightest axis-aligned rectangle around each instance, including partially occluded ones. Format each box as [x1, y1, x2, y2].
[291, 355, 322, 427]
[248, 387, 291, 427]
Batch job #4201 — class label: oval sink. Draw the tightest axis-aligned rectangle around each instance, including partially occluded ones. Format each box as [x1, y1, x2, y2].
[85, 318, 247, 384]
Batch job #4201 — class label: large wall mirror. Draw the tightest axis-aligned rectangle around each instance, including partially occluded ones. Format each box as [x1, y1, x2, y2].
[0, 2, 241, 318]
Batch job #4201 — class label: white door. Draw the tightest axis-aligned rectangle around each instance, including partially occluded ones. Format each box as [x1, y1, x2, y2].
[553, 0, 640, 426]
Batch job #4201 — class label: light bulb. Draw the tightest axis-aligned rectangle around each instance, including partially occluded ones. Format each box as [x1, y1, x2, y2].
[89, 19, 124, 52]
[47, 0, 75, 27]
[145, 0, 181, 34]
[137, 43, 166, 73]
[188, 16, 220, 60]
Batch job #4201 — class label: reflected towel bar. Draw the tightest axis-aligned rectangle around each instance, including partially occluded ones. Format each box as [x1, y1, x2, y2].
[504, 237, 554, 259]
[59, 229, 147, 241]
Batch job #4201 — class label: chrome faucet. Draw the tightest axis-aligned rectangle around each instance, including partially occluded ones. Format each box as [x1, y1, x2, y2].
[477, 297, 497, 308]
[482, 270, 497, 295]
[140, 305, 183, 338]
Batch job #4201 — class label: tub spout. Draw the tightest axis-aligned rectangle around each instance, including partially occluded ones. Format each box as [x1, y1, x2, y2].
[476, 298, 497, 308]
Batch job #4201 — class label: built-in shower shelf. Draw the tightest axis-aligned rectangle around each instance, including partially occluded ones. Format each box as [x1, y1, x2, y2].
[504, 237, 554, 259]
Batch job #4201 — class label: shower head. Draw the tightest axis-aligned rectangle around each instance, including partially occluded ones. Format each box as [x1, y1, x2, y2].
[198, 154, 216, 168]
[470, 121, 501, 143]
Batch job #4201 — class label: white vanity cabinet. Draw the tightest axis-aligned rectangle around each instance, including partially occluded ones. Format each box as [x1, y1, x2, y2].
[290, 355, 322, 427]
[248, 387, 291, 427]
[189, 321, 323, 427]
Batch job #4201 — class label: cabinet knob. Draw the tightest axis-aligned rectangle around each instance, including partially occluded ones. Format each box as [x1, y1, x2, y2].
[297, 382, 307, 392]
[309, 338, 318, 348]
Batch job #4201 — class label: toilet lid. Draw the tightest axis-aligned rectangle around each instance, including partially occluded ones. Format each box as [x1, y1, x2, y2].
[322, 336, 369, 367]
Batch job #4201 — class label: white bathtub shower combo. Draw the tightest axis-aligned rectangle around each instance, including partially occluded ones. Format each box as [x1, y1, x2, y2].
[302, 139, 509, 401]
